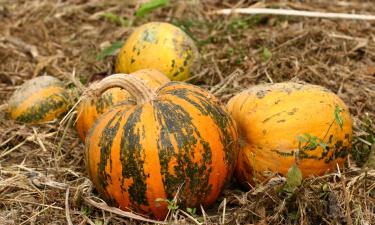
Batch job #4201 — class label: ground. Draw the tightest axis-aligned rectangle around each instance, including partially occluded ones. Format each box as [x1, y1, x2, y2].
[0, 0, 374, 224]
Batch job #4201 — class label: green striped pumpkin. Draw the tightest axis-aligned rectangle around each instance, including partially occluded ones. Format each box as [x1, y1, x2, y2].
[8, 75, 70, 123]
[84, 74, 238, 219]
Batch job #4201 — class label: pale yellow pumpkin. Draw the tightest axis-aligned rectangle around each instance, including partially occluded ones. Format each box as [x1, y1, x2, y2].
[227, 82, 352, 185]
[115, 22, 199, 81]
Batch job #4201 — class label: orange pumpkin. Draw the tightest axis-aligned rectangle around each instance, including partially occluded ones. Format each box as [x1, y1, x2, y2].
[84, 74, 238, 219]
[8, 75, 70, 123]
[226, 82, 352, 185]
[76, 69, 170, 140]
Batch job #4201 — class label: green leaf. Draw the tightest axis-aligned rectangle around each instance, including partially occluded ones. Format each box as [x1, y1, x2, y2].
[94, 220, 103, 225]
[334, 105, 344, 129]
[296, 135, 307, 143]
[186, 207, 196, 215]
[262, 47, 272, 61]
[319, 141, 328, 152]
[322, 183, 329, 192]
[167, 203, 179, 210]
[135, 0, 169, 17]
[289, 210, 300, 221]
[81, 206, 92, 215]
[96, 41, 123, 60]
[306, 136, 319, 150]
[284, 164, 302, 192]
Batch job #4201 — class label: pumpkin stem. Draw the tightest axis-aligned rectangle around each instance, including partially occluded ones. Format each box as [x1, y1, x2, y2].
[87, 74, 156, 104]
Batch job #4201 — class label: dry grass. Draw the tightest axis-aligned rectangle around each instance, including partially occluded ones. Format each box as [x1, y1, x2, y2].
[0, 0, 374, 224]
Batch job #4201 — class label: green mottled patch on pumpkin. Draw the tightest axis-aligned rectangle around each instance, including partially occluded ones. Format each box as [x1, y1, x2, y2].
[271, 149, 295, 158]
[15, 91, 69, 123]
[95, 92, 115, 114]
[162, 84, 237, 167]
[142, 29, 157, 43]
[153, 99, 213, 205]
[120, 107, 149, 207]
[97, 110, 123, 189]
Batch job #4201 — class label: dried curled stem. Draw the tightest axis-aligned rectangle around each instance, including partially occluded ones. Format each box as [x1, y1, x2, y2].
[84, 73, 156, 104]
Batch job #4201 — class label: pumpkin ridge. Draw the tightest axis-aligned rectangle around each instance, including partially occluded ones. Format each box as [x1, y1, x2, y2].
[162, 87, 238, 166]
[153, 99, 213, 203]
[119, 106, 149, 208]
[97, 110, 124, 191]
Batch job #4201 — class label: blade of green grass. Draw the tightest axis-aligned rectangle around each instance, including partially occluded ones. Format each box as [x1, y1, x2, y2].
[96, 41, 123, 60]
[135, 0, 169, 17]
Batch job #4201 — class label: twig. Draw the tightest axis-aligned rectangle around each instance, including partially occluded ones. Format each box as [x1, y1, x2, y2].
[213, 8, 375, 20]
[83, 197, 167, 224]
[178, 210, 202, 225]
[165, 182, 185, 221]
[342, 177, 353, 225]
[0, 139, 28, 158]
[3, 36, 39, 58]
[60, 99, 80, 126]
[19, 205, 52, 225]
[57, 111, 75, 159]
[69, 68, 85, 92]
[200, 205, 208, 224]
[32, 128, 47, 152]
[0, 135, 16, 147]
[221, 198, 226, 225]
[0, 198, 63, 210]
[81, 214, 96, 225]
[0, 103, 8, 111]
[210, 69, 243, 95]
[183, 68, 210, 82]
[264, 69, 274, 83]
[65, 188, 73, 225]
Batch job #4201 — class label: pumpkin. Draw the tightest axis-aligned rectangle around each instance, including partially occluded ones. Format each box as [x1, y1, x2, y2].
[226, 82, 352, 185]
[115, 22, 199, 81]
[84, 74, 238, 219]
[8, 75, 70, 123]
[76, 69, 170, 140]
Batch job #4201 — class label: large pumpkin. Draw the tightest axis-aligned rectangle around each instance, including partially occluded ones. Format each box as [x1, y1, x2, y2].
[8, 75, 70, 123]
[226, 82, 352, 185]
[115, 22, 199, 81]
[84, 74, 238, 219]
[76, 69, 170, 140]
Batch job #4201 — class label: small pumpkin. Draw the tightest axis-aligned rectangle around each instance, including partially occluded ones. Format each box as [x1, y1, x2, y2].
[76, 69, 170, 140]
[8, 75, 70, 123]
[115, 22, 199, 81]
[84, 74, 238, 219]
[226, 82, 352, 185]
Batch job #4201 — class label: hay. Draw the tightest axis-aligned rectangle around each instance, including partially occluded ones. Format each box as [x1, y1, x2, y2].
[0, 0, 374, 224]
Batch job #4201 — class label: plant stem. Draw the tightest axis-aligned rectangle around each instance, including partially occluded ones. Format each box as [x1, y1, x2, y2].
[88, 74, 156, 104]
